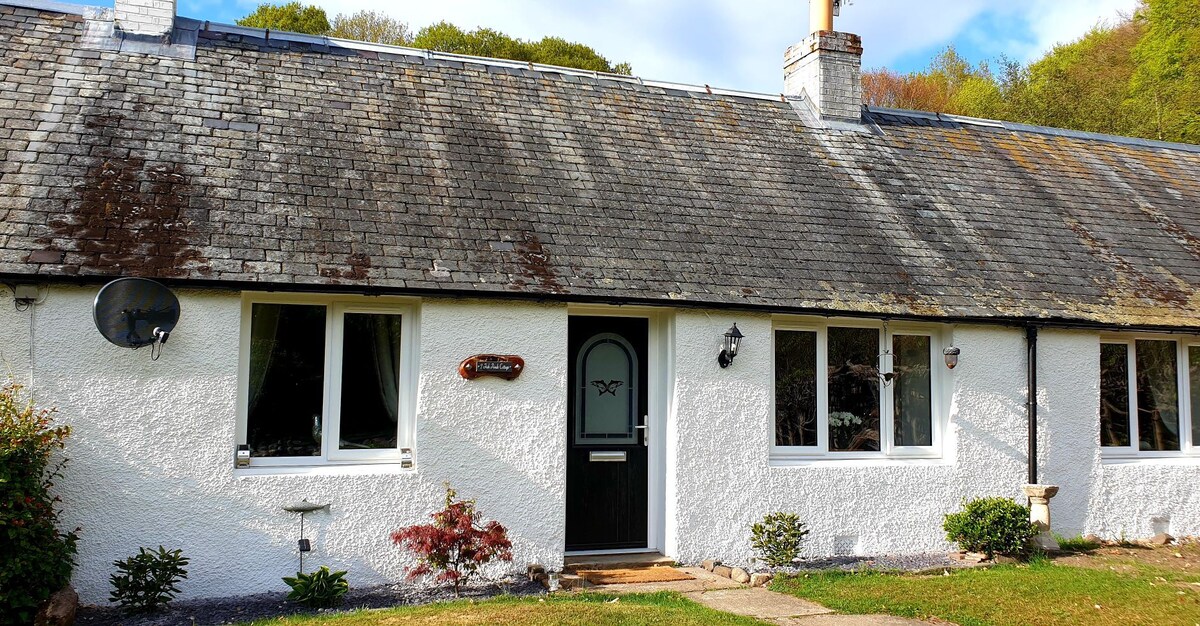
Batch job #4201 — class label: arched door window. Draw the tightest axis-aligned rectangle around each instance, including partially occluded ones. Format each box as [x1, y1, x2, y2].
[575, 332, 639, 445]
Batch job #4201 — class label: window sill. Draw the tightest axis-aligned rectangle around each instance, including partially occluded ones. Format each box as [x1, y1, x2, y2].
[769, 454, 949, 468]
[234, 462, 415, 477]
[1101, 454, 1200, 466]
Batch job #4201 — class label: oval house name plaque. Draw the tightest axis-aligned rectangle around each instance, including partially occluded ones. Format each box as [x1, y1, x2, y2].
[458, 354, 525, 380]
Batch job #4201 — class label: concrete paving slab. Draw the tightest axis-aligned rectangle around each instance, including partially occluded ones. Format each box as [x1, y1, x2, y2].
[685, 587, 833, 619]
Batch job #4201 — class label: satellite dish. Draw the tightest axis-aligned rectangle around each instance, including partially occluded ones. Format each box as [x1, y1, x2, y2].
[93, 278, 180, 351]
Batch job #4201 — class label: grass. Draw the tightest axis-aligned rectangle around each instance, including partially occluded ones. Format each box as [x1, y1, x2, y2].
[242, 591, 769, 625]
[771, 557, 1200, 626]
[1056, 534, 1102, 552]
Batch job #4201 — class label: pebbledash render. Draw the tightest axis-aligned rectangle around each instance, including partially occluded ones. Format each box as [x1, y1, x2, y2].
[2, 0, 1200, 604]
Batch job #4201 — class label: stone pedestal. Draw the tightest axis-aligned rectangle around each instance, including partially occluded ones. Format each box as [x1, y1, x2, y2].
[1023, 484, 1060, 551]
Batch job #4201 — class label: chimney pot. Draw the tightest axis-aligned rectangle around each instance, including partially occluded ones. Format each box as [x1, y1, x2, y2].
[115, 0, 177, 37]
[810, 0, 834, 34]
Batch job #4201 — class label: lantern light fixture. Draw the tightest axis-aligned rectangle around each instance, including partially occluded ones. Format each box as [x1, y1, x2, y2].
[718, 323, 744, 368]
[943, 346, 961, 370]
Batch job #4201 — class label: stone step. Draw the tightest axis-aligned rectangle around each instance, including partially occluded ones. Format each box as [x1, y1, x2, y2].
[563, 552, 674, 574]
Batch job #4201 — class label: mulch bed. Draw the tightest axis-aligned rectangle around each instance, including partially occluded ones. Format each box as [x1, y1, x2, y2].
[75, 577, 544, 626]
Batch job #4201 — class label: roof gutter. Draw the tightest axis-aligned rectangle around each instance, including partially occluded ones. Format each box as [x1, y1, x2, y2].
[4, 272, 1200, 335]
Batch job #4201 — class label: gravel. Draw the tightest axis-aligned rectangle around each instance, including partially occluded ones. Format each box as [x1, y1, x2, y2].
[770, 552, 971, 574]
[75, 577, 544, 626]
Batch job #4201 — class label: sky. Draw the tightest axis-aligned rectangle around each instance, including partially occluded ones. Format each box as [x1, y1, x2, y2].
[132, 0, 1139, 94]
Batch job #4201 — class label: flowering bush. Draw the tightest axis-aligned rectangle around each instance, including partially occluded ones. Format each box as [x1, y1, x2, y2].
[391, 486, 512, 595]
[0, 383, 78, 625]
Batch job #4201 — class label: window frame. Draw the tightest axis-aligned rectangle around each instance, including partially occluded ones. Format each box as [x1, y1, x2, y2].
[1100, 334, 1199, 460]
[236, 293, 419, 468]
[770, 317, 949, 462]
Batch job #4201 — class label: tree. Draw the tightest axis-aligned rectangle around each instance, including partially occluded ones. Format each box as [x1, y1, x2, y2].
[861, 47, 995, 115]
[330, 10, 411, 46]
[391, 486, 512, 596]
[1131, 0, 1200, 142]
[234, 7, 633, 75]
[411, 21, 632, 74]
[863, 0, 1200, 143]
[236, 2, 330, 35]
[1015, 20, 1144, 136]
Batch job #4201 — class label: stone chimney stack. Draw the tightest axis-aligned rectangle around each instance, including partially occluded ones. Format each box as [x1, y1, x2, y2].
[115, 0, 177, 37]
[784, 0, 863, 123]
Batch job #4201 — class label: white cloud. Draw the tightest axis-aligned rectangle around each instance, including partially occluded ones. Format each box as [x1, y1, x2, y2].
[213, 0, 1140, 93]
[1017, 0, 1138, 58]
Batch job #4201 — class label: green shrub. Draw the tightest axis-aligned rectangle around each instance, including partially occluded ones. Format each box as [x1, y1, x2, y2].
[750, 512, 810, 567]
[0, 383, 78, 625]
[283, 566, 349, 608]
[943, 497, 1037, 558]
[109, 546, 190, 612]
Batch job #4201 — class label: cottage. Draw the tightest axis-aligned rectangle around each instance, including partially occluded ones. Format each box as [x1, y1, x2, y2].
[2, 0, 1200, 604]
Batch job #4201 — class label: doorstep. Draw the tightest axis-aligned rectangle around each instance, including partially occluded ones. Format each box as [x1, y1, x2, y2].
[564, 552, 675, 573]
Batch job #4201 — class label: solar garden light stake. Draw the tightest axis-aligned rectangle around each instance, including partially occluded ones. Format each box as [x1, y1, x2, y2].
[282, 499, 329, 574]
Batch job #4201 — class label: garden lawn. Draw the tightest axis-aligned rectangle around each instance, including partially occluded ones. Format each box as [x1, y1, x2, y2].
[772, 556, 1200, 626]
[242, 591, 769, 625]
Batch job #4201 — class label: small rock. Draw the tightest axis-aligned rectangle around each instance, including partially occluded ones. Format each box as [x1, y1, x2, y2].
[1151, 533, 1174, 546]
[701, 559, 719, 572]
[731, 567, 751, 584]
[712, 565, 734, 578]
[35, 585, 77, 626]
[1083, 534, 1102, 544]
[750, 573, 773, 587]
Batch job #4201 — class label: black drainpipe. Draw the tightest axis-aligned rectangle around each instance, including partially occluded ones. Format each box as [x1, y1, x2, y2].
[1026, 326, 1039, 485]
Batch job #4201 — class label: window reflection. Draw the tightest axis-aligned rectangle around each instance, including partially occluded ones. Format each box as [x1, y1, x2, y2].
[775, 330, 818, 447]
[828, 327, 880, 452]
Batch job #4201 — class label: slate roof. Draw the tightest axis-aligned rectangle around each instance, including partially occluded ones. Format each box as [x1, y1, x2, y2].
[4, 3, 1200, 328]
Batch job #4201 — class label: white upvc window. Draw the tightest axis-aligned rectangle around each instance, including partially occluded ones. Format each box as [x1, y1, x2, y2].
[235, 293, 418, 468]
[771, 318, 948, 462]
[1100, 335, 1200, 459]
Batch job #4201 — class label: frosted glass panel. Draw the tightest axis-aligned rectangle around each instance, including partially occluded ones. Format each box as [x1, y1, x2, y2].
[575, 333, 638, 445]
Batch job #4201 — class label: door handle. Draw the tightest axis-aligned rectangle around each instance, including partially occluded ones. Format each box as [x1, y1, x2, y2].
[635, 416, 648, 447]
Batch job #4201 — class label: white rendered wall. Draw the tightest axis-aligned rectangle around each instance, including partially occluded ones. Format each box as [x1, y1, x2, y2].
[1037, 330, 1102, 538]
[0, 284, 34, 387]
[1038, 331, 1200, 540]
[3, 286, 567, 603]
[668, 315, 1045, 563]
[9, 284, 1200, 602]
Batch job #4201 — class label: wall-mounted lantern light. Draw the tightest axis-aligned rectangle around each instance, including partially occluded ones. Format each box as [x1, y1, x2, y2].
[718, 323, 744, 368]
[943, 346, 961, 370]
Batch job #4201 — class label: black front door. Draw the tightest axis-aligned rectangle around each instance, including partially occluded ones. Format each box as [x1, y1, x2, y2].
[565, 316, 649, 552]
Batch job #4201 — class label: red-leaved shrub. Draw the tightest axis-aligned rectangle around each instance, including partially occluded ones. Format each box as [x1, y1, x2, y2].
[391, 486, 512, 595]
